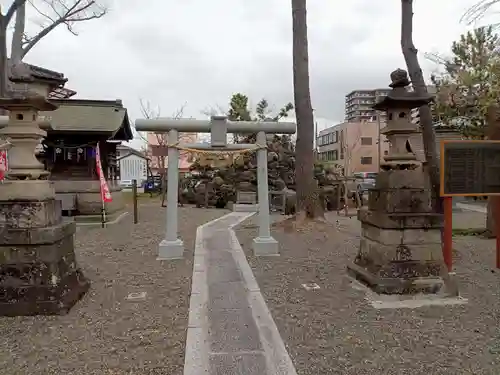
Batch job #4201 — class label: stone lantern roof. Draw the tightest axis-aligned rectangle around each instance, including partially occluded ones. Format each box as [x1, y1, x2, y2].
[372, 69, 434, 111]
[0, 92, 57, 112]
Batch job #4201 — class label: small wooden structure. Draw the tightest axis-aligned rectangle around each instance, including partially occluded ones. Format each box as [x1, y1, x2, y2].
[0, 63, 134, 224]
[39, 99, 133, 221]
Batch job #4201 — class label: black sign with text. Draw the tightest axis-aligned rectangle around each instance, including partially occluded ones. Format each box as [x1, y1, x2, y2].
[441, 141, 500, 196]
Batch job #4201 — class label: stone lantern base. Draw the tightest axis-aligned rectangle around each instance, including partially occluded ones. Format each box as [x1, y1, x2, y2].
[0, 181, 90, 316]
[347, 170, 458, 296]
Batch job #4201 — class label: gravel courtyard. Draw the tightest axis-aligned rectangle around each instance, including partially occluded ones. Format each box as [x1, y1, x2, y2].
[235, 210, 500, 375]
[0, 203, 228, 375]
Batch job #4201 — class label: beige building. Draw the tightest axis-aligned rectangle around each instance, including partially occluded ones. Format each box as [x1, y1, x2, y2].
[317, 121, 389, 175]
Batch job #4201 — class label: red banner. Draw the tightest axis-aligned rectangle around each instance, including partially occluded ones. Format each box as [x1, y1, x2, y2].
[0, 150, 8, 181]
[96, 143, 112, 203]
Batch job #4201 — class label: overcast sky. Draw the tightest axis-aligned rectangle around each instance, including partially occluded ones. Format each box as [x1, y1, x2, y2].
[12, 0, 497, 145]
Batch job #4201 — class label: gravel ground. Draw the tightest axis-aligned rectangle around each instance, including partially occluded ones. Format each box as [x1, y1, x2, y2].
[0, 204, 228, 375]
[235, 210, 500, 375]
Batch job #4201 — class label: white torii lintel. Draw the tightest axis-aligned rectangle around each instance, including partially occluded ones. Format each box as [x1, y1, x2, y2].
[135, 115, 296, 260]
[135, 116, 296, 134]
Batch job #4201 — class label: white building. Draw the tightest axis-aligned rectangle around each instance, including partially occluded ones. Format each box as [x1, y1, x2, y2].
[116, 144, 148, 187]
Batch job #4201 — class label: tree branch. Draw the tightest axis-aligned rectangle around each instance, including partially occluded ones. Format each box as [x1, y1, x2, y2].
[461, 0, 500, 25]
[21, 0, 107, 59]
[5, 0, 27, 25]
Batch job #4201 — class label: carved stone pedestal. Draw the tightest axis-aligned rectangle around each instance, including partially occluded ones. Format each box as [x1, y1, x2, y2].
[348, 170, 457, 296]
[0, 182, 90, 316]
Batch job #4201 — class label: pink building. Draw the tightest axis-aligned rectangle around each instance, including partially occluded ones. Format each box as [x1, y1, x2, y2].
[146, 132, 198, 175]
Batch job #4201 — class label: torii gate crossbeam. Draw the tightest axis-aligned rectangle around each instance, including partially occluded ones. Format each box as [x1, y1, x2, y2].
[135, 115, 296, 259]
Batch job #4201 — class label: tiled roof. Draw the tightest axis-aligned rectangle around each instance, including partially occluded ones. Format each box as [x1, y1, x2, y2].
[39, 99, 133, 140]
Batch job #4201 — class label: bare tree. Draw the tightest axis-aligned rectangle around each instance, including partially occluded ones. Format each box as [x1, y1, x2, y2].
[401, 0, 442, 215]
[139, 99, 190, 206]
[0, 0, 107, 97]
[461, 0, 500, 25]
[291, 0, 323, 221]
[14, 0, 107, 60]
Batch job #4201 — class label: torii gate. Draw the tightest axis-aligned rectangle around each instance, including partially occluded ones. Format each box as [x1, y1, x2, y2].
[135, 115, 296, 259]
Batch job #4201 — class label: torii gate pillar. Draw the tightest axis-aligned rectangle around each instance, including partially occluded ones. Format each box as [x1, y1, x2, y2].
[135, 116, 296, 259]
[159, 128, 183, 259]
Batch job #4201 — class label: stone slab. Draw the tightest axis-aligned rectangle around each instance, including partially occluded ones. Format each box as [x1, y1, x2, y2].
[157, 238, 184, 260]
[375, 169, 429, 189]
[208, 281, 248, 309]
[205, 232, 233, 251]
[0, 269, 90, 316]
[208, 306, 263, 353]
[0, 198, 62, 228]
[347, 262, 451, 295]
[206, 249, 234, 263]
[361, 222, 442, 245]
[236, 191, 257, 205]
[233, 203, 259, 212]
[0, 180, 55, 201]
[358, 236, 443, 265]
[252, 236, 279, 256]
[0, 219, 75, 246]
[207, 261, 243, 284]
[185, 211, 297, 375]
[209, 352, 268, 375]
[368, 188, 432, 213]
[358, 208, 442, 229]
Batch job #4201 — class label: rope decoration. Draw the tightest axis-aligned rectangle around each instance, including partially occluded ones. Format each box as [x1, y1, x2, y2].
[166, 143, 267, 155]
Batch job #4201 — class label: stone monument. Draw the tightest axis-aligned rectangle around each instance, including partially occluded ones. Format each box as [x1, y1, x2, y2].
[348, 69, 457, 296]
[0, 75, 89, 316]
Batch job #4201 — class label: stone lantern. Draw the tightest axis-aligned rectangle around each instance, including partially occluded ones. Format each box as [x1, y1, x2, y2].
[348, 69, 457, 296]
[0, 80, 89, 316]
[377, 69, 425, 169]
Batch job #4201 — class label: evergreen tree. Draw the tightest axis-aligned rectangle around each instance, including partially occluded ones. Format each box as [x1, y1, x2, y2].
[432, 26, 500, 139]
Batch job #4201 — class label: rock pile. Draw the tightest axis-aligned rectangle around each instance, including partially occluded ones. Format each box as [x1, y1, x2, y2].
[184, 135, 344, 211]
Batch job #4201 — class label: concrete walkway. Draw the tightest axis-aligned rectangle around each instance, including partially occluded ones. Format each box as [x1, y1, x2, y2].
[184, 212, 297, 375]
[456, 202, 487, 214]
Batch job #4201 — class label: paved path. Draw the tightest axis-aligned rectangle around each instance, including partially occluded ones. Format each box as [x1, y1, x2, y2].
[184, 212, 297, 375]
[456, 202, 487, 214]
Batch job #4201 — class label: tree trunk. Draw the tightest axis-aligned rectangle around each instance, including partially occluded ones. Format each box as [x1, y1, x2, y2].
[486, 198, 496, 237]
[10, 2, 24, 64]
[0, 16, 8, 116]
[291, 0, 321, 218]
[400, 0, 442, 215]
[0, 16, 7, 99]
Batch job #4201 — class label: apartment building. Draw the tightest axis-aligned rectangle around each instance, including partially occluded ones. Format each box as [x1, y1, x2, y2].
[346, 86, 437, 125]
[345, 89, 391, 123]
[316, 121, 389, 175]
